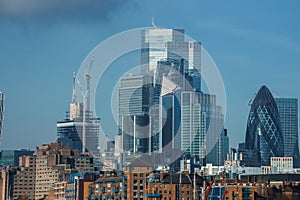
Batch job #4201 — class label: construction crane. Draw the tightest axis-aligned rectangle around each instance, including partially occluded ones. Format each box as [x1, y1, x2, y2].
[204, 177, 214, 200]
[82, 56, 94, 154]
[72, 72, 77, 103]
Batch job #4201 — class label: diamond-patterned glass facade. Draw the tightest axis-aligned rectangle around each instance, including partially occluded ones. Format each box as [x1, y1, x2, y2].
[245, 85, 284, 166]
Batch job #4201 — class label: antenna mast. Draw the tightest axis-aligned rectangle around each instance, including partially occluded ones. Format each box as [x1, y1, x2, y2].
[152, 17, 159, 29]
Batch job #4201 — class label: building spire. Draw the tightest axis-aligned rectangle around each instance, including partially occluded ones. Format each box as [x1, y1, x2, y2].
[151, 17, 159, 29]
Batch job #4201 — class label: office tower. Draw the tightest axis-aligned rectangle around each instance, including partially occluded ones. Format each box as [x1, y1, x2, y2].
[214, 129, 229, 166]
[141, 28, 185, 73]
[0, 92, 3, 142]
[158, 93, 181, 152]
[119, 27, 204, 166]
[141, 28, 201, 81]
[166, 41, 201, 91]
[151, 59, 185, 153]
[275, 98, 300, 166]
[114, 135, 122, 154]
[0, 149, 34, 167]
[119, 74, 152, 154]
[245, 85, 284, 166]
[181, 91, 203, 157]
[181, 92, 224, 165]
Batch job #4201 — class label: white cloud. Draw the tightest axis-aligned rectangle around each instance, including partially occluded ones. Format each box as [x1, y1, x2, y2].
[0, 0, 129, 21]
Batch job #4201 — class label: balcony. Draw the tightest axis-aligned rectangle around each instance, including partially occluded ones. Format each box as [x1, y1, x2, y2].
[105, 195, 114, 199]
[145, 194, 162, 198]
[92, 195, 102, 199]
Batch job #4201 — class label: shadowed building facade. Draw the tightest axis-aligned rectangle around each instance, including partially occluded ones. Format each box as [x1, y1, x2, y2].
[275, 98, 300, 167]
[245, 85, 284, 166]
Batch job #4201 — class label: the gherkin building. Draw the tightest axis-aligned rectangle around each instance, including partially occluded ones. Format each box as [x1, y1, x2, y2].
[245, 85, 284, 166]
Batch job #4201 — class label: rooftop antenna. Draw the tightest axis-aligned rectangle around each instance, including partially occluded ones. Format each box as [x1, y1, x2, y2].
[151, 17, 159, 29]
[273, 91, 280, 98]
[72, 72, 76, 102]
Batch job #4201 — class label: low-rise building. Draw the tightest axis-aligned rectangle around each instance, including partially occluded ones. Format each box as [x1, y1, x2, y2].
[271, 157, 293, 174]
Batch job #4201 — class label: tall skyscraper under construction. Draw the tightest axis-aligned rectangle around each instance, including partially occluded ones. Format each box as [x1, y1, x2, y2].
[57, 74, 100, 155]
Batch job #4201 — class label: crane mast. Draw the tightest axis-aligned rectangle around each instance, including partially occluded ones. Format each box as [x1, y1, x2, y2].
[82, 56, 94, 153]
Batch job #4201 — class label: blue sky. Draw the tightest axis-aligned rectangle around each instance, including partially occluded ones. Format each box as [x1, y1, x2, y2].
[0, 0, 300, 150]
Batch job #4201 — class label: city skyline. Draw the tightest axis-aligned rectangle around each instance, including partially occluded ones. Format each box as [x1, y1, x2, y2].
[1, 0, 300, 150]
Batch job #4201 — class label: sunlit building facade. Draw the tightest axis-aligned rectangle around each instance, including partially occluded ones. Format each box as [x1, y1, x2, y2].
[181, 92, 225, 165]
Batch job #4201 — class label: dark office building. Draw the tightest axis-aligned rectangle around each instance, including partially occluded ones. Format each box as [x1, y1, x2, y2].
[275, 98, 300, 167]
[57, 102, 100, 155]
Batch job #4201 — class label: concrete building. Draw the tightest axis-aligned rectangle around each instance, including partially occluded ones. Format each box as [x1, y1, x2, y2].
[0, 168, 15, 200]
[145, 171, 203, 200]
[88, 169, 203, 200]
[88, 158, 153, 200]
[270, 157, 293, 174]
[13, 155, 36, 199]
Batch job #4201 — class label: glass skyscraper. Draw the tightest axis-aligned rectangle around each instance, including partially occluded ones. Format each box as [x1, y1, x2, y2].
[141, 28, 185, 73]
[118, 27, 226, 169]
[0, 149, 34, 166]
[159, 93, 181, 152]
[245, 85, 284, 166]
[119, 74, 152, 154]
[275, 98, 300, 167]
[141, 29, 201, 78]
[208, 129, 229, 166]
[181, 92, 225, 166]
